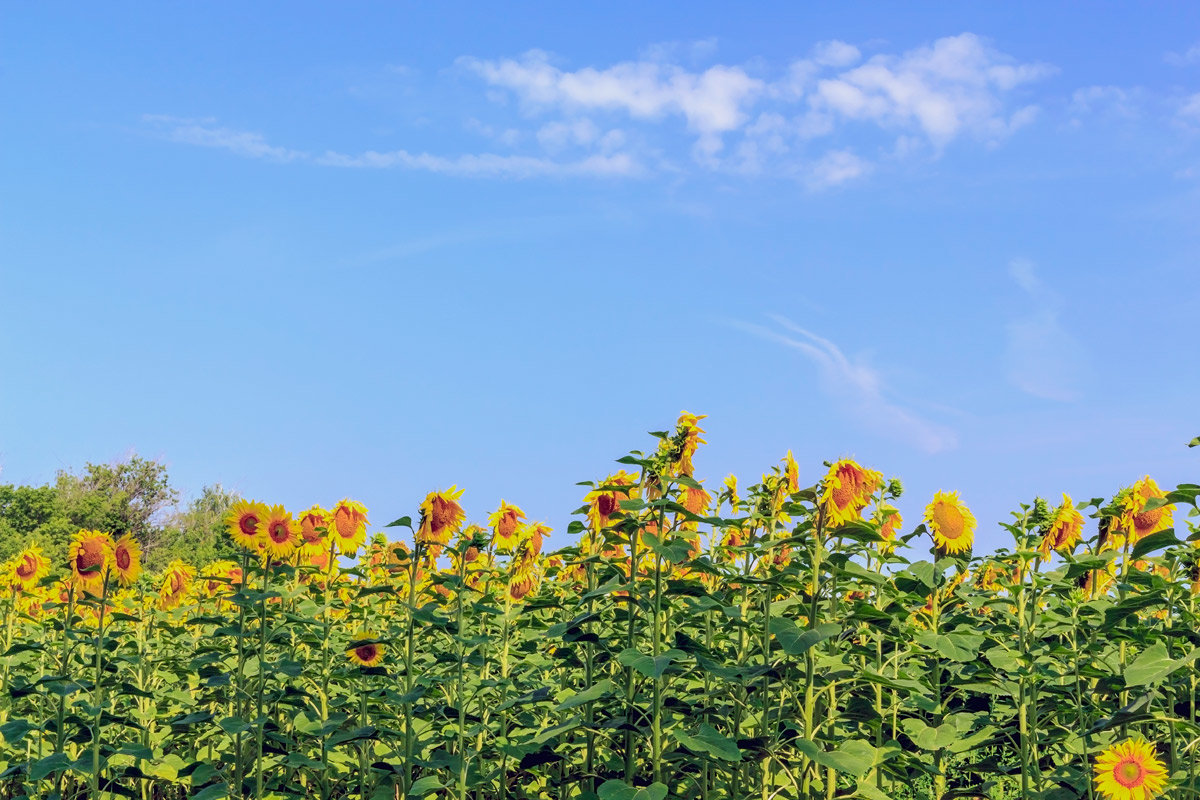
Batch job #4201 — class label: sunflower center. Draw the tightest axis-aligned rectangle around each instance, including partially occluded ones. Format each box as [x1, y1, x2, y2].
[596, 494, 618, 518]
[1133, 506, 1163, 534]
[933, 504, 965, 539]
[497, 511, 519, 540]
[301, 519, 321, 544]
[239, 514, 259, 537]
[269, 522, 289, 543]
[355, 644, 377, 662]
[1114, 757, 1145, 787]
[430, 497, 457, 532]
[115, 548, 131, 570]
[335, 508, 358, 539]
[76, 543, 103, 573]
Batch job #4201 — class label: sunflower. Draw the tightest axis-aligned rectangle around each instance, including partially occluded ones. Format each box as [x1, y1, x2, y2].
[346, 632, 384, 667]
[69, 530, 115, 591]
[200, 560, 241, 598]
[1117, 477, 1174, 546]
[330, 499, 370, 555]
[260, 505, 301, 560]
[821, 459, 883, 528]
[1039, 494, 1084, 558]
[508, 550, 540, 602]
[297, 506, 329, 554]
[417, 487, 465, 548]
[106, 534, 141, 587]
[585, 471, 637, 535]
[524, 522, 551, 557]
[1094, 739, 1167, 800]
[924, 490, 977, 556]
[9, 544, 50, 592]
[158, 560, 196, 610]
[225, 500, 268, 552]
[668, 411, 707, 477]
[875, 504, 903, 555]
[678, 484, 712, 531]
[782, 450, 800, 494]
[721, 474, 740, 513]
[488, 500, 526, 554]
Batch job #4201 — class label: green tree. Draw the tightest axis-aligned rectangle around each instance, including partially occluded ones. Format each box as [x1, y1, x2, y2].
[151, 483, 241, 571]
[54, 455, 179, 558]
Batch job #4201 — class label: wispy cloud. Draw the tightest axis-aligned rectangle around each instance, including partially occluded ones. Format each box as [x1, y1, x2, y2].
[1165, 41, 1200, 66]
[733, 314, 958, 453]
[143, 115, 308, 162]
[1004, 258, 1087, 402]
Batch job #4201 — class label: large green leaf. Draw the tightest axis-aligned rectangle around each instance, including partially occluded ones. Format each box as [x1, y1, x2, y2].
[675, 724, 741, 762]
[768, 619, 840, 656]
[1125, 643, 1200, 687]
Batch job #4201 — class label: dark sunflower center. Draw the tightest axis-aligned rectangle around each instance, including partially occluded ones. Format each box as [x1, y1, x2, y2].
[269, 522, 289, 543]
[115, 548, 131, 570]
[1114, 758, 1145, 787]
[356, 644, 377, 662]
[16, 555, 37, 579]
[239, 514, 259, 537]
[76, 543, 103, 573]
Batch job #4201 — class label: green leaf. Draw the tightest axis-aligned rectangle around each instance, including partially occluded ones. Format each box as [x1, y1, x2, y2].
[1125, 643, 1200, 687]
[675, 724, 741, 762]
[29, 753, 72, 781]
[409, 776, 445, 796]
[768, 619, 840, 656]
[1188, 436, 1198, 448]
[0, 719, 35, 745]
[190, 785, 229, 800]
[1130, 529, 1179, 559]
[556, 680, 613, 711]
[385, 516, 412, 529]
[597, 780, 668, 800]
[617, 648, 684, 679]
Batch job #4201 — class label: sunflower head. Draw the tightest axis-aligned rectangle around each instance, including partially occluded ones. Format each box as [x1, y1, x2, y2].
[417, 487, 465, 548]
[924, 490, 977, 556]
[347, 631, 384, 667]
[488, 500, 526, 554]
[157, 560, 196, 610]
[69, 530, 115, 591]
[524, 522, 551, 557]
[585, 471, 637, 536]
[1117, 477, 1173, 546]
[664, 411, 707, 477]
[297, 506, 329, 553]
[225, 500, 268, 552]
[1093, 738, 1167, 800]
[1039, 494, 1085, 558]
[111, 534, 143, 587]
[721, 474, 740, 513]
[876, 504, 903, 555]
[677, 484, 712, 531]
[9, 544, 50, 592]
[821, 459, 884, 528]
[782, 451, 800, 495]
[200, 560, 240, 598]
[260, 505, 300, 560]
[330, 499, 370, 555]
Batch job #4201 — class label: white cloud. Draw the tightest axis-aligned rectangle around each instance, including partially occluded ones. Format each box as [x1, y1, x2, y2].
[735, 315, 959, 453]
[1004, 258, 1087, 402]
[143, 115, 307, 162]
[1178, 92, 1200, 122]
[810, 34, 1053, 147]
[315, 148, 640, 178]
[812, 40, 862, 68]
[805, 149, 871, 189]
[1165, 42, 1200, 66]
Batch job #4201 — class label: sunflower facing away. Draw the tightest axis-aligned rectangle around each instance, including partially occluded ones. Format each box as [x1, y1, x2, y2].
[1039, 494, 1085, 558]
[158, 560, 196, 610]
[924, 490, 977, 555]
[1117, 477, 1174, 546]
[330, 499, 370, 555]
[261, 505, 300, 560]
[585, 470, 637, 535]
[225, 500, 268, 552]
[821, 459, 884, 528]
[875, 504, 903, 555]
[488, 500, 527, 554]
[9, 544, 50, 592]
[347, 632, 384, 667]
[112, 534, 143, 587]
[297, 506, 329, 554]
[69, 530, 115, 591]
[417, 487, 465, 548]
[1094, 739, 1167, 800]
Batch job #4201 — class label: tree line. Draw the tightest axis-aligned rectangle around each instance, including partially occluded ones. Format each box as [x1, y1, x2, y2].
[0, 455, 240, 572]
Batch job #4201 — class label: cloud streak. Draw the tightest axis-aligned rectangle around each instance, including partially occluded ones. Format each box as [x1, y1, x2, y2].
[1004, 258, 1087, 402]
[734, 315, 959, 453]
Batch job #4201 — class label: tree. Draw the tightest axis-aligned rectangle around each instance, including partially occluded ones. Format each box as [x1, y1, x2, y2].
[151, 484, 240, 571]
[54, 455, 179, 559]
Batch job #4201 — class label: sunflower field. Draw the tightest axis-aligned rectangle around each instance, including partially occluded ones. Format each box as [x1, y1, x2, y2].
[0, 414, 1197, 800]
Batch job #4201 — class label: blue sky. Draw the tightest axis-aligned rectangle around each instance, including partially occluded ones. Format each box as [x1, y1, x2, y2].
[2, 2, 1198, 553]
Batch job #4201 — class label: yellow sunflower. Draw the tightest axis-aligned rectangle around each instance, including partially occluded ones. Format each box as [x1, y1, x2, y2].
[722, 474, 740, 513]
[111, 534, 142, 587]
[297, 506, 329, 554]
[678, 484, 711, 532]
[1039, 494, 1084, 558]
[330, 499, 370, 555]
[346, 632, 384, 667]
[1094, 739, 1167, 800]
[261, 505, 301, 559]
[508, 551, 540, 602]
[69, 530, 115, 591]
[417, 487, 465, 548]
[875, 504, 903, 555]
[225, 500, 268, 552]
[9, 544, 50, 592]
[924, 490, 977, 555]
[585, 471, 637, 535]
[1117, 477, 1173, 546]
[200, 560, 241, 598]
[669, 411, 706, 477]
[488, 500, 526, 554]
[821, 459, 883, 528]
[782, 450, 800, 494]
[157, 560, 196, 610]
[524, 522, 551, 557]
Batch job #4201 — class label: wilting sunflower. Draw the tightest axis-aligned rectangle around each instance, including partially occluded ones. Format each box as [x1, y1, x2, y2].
[721, 474, 740, 513]
[1094, 739, 1167, 800]
[69, 530, 115, 591]
[508, 550, 540, 602]
[669, 411, 707, 477]
[9, 544, 50, 592]
[488, 500, 526, 554]
[875, 504, 903, 555]
[1117, 477, 1173, 546]
[1039, 494, 1084, 558]
[225, 500, 268, 552]
[924, 490, 977, 556]
[260, 505, 301, 559]
[330, 499, 370, 555]
[782, 451, 800, 494]
[297, 506, 329, 554]
[346, 632, 384, 667]
[821, 459, 883, 528]
[158, 560, 196, 610]
[200, 560, 241, 598]
[111, 534, 143, 587]
[417, 487, 465, 548]
[585, 471, 637, 535]
[524, 522, 551, 557]
[678, 484, 712, 532]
